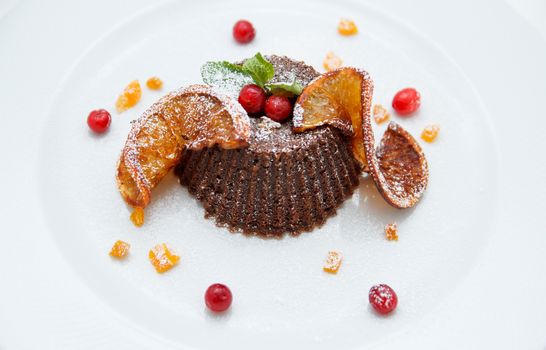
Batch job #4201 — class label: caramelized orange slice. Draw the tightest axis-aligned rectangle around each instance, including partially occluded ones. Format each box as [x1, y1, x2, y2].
[117, 85, 250, 208]
[369, 122, 429, 208]
[293, 67, 373, 170]
[294, 68, 428, 208]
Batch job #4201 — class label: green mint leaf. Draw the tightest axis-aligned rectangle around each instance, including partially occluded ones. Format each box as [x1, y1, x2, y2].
[241, 53, 274, 88]
[200, 61, 253, 98]
[265, 78, 304, 97]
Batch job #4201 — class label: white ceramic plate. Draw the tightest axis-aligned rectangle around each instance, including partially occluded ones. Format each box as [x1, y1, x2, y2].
[1, 0, 545, 349]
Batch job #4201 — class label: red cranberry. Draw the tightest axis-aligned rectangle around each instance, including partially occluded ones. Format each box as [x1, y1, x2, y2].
[87, 109, 111, 133]
[238, 84, 266, 115]
[265, 95, 292, 122]
[205, 283, 232, 312]
[392, 88, 421, 116]
[369, 284, 398, 314]
[233, 20, 256, 44]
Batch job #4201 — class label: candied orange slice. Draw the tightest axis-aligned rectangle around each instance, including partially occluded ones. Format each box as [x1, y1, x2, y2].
[293, 67, 373, 169]
[149, 243, 179, 273]
[110, 240, 130, 259]
[116, 80, 142, 113]
[294, 68, 428, 209]
[369, 122, 429, 208]
[323, 251, 343, 274]
[116, 85, 250, 208]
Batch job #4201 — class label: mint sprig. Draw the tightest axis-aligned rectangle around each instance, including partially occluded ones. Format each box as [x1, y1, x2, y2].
[266, 78, 304, 97]
[200, 52, 304, 98]
[241, 53, 274, 88]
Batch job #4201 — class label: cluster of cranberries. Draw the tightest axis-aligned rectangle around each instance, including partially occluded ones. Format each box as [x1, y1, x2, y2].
[238, 84, 293, 122]
[202, 282, 397, 315]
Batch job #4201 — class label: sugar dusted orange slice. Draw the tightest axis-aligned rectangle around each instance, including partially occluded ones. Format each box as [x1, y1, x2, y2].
[149, 243, 179, 273]
[294, 68, 428, 209]
[369, 122, 429, 208]
[117, 85, 250, 208]
[293, 67, 374, 170]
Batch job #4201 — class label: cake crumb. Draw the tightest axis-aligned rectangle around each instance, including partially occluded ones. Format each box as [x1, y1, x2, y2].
[385, 223, 398, 241]
[373, 104, 390, 124]
[109, 240, 130, 259]
[323, 52, 342, 71]
[323, 251, 343, 274]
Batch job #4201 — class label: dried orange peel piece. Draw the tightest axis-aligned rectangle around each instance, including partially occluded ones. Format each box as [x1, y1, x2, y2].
[293, 67, 428, 208]
[323, 251, 343, 274]
[117, 85, 250, 208]
[109, 240, 130, 259]
[149, 243, 179, 273]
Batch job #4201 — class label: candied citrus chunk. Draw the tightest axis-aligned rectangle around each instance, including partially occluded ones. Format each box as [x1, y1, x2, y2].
[385, 223, 398, 241]
[323, 251, 343, 274]
[116, 80, 142, 113]
[294, 67, 373, 169]
[421, 124, 440, 143]
[338, 19, 358, 36]
[117, 85, 250, 208]
[323, 51, 343, 71]
[146, 76, 163, 90]
[149, 243, 180, 273]
[110, 240, 130, 259]
[373, 104, 390, 124]
[130, 207, 145, 227]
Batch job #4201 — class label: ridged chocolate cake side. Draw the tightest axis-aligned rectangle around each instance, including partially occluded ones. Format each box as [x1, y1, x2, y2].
[175, 55, 361, 237]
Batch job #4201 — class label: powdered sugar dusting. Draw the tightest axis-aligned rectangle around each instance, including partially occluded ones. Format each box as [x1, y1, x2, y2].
[117, 85, 251, 208]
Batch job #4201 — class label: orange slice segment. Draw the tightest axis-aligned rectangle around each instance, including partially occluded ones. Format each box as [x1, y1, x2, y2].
[369, 122, 429, 208]
[116, 85, 250, 208]
[293, 67, 374, 170]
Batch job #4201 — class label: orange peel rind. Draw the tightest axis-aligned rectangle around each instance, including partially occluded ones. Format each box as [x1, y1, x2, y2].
[117, 85, 251, 208]
[293, 67, 374, 170]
